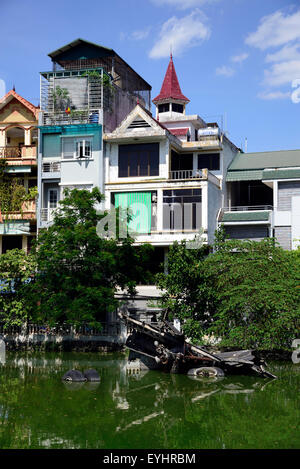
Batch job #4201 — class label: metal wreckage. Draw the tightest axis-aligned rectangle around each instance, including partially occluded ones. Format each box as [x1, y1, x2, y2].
[119, 312, 277, 379]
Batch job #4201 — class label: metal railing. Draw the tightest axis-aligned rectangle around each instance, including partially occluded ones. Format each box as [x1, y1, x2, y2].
[0, 146, 21, 158]
[40, 208, 56, 222]
[42, 161, 61, 173]
[42, 109, 100, 126]
[169, 169, 203, 180]
[223, 205, 273, 212]
[0, 322, 121, 337]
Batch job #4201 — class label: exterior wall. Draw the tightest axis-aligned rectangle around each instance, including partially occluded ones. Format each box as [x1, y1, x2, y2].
[0, 95, 38, 248]
[273, 180, 300, 250]
[207, 181, 222, 243]
[225, 225, 269, 240]
[38, 124, 103, 228]
[105, 138, 169, 184]
[278, 181, 300, 211]
[275, 226, 292, 250]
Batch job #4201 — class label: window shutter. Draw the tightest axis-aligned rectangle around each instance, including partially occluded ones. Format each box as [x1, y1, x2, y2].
[62, 138, 74, 159]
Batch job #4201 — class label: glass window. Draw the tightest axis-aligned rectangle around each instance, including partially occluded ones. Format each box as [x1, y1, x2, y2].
[75, 139, 92, 158]
[48, 189, 58, 208]
[118, 143, 159, 177]
[198, 153, 220, 171]
[158, 103, 170, 113]
[172, 103, 183, 113]
[163, 189, 202, 231]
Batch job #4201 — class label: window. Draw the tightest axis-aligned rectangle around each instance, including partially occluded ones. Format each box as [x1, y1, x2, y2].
[171, 151, 193, 171]
[158, 103, 170, 113]
[75, 139, 91, 158]
[62, 138, 92, 159]
[172, 103, 183, 113]
[119, 143, 159, 178]
[198, 153, 220, 171]
[163, 189, 202, 231]
[48, 188, 58, 209]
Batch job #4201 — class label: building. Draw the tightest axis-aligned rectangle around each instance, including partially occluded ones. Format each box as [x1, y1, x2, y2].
[36, 40, 300, 252]
[37, 38, 151, 228]
[220, 149, 300, 250]
[0, 89, 38, 253]
[104, 54, 239, 261]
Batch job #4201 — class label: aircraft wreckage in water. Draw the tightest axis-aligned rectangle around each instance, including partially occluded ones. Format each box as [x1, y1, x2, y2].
[119, 313, 277, 379]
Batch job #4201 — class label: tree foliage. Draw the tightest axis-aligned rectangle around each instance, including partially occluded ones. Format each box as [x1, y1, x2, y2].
[156, 232, 300, 350]
[0, 249, 36, 327]
[28, 187, 152, 327]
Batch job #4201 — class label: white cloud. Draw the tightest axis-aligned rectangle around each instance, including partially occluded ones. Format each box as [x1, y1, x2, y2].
[150, 0, 219, 10]
[216, 65, 235, 77]
[264, 60, 300, 87]
[120, 28, 151, 41]
[245, 9, 300, 51]
[149, 9, 210, 59]
[231, 52, 248, 63]
[258, 90, 291, 100]
[265, 43, 300, 63]
[0, 79, 5, 98]
[131, 28, 151, 40]
[245, 9, 300, 98]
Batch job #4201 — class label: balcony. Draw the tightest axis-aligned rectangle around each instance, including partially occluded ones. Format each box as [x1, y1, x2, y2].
[169, 169, 203, 180]
[42, 161, 61, 175]
[41, 109, 100, 126]
[4, 200, 36, 221]
[219, 205, 273, 224]
[181, 135, 221, 150]
[40, 208, 56, 223]
[0, 145, 37, 165]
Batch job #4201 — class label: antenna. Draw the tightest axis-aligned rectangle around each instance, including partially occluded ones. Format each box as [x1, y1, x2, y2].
[245, 137, 248, 153]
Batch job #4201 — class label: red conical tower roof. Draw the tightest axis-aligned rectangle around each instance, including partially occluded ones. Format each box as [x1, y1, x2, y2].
[153, 55, 189, 104]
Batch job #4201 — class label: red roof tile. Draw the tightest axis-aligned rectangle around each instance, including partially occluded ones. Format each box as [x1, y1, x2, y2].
[169, 128, 189, 136]
[153, 55, 189, 104]
[0, 89, 39, 119]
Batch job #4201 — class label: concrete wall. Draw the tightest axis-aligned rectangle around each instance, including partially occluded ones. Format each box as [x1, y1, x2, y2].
[275, 226, 292, 250]
[105, 138, 169, 184]
[278, 181, 300, 210]
[207, 181, 222, 243]
[225, 225, 269, 240]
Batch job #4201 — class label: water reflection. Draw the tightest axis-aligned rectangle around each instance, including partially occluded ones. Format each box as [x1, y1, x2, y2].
[0, 336, 5, 365]
[0, 353, 298, 449]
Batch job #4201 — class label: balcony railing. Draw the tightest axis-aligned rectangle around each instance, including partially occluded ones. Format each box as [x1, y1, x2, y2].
[0, 145, 37, 159]
[169, 169, 203, 180]
[42, 109, 100, 126]
[41, 208, 56, 222]
[4, 200, 36, 220]
[0, 146, 21, 158]
[223, 205, 273, 212]
[42, 161, 61, 173]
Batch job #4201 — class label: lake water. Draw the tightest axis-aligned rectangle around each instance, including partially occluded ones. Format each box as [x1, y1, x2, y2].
[0, 352, 299, 449]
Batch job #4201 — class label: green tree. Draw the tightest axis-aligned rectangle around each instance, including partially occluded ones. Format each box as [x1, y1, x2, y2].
[156, 241, 210, 342]
[156, 233, 300, 350]
[205, 237, 300, 349]
[29, 187, 152, 328]
[0, 249, 36, 327]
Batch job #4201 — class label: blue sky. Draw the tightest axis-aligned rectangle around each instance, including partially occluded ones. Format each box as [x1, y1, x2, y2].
[1, 0, 300, 152]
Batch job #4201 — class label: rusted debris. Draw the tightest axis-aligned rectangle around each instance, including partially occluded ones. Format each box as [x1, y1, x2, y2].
[119, 312, 277, 379]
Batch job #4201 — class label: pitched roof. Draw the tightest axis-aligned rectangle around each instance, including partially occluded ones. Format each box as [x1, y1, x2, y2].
[153, 55, 189, 103]
[0, 89, 39, 119]
[228, 149, 300, 171]
[169, 127, 189, 136]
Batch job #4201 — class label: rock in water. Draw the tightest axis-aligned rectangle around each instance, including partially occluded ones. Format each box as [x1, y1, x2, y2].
[83, 369, 100, 382]
[62, 369, 86, 382]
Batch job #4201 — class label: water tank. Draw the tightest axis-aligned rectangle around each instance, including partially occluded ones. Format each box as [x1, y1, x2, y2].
[198, 127, 220, 138]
